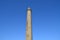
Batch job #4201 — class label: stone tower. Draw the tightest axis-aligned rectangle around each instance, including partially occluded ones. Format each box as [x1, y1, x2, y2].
[26, 7, 32, 40]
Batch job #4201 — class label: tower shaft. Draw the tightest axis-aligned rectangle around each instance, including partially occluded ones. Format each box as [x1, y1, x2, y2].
[26, 8, 32, 40]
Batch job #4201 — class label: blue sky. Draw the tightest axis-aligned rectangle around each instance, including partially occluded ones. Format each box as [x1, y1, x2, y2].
[0, 0, 60, 40]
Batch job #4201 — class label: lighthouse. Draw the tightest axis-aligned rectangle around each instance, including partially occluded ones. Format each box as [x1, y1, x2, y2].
[26, 7, 32, 40]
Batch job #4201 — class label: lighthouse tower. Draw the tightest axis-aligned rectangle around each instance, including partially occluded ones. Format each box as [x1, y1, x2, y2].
[26, 7, 32, 40]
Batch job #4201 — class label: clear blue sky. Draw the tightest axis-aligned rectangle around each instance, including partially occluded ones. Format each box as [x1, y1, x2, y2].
[0, 0, 60, 40]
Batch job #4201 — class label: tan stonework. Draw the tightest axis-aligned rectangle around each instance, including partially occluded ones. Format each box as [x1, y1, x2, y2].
[26, 7, 32, 40]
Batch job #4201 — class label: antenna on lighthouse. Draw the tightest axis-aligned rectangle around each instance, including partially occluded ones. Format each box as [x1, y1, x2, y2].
[28, 0, 32, 8]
